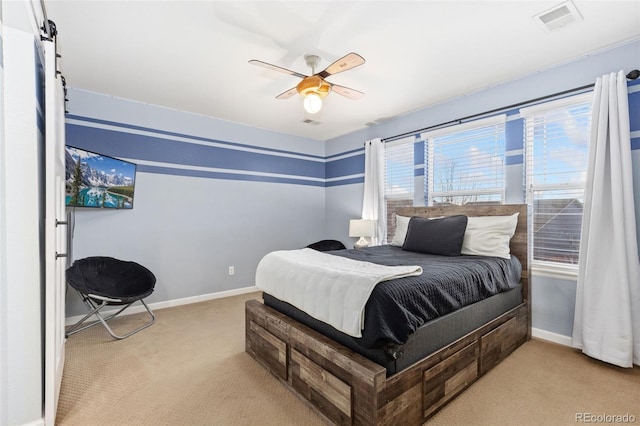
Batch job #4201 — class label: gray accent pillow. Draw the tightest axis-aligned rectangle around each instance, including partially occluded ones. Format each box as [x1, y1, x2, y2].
[402, 215, 468, 256]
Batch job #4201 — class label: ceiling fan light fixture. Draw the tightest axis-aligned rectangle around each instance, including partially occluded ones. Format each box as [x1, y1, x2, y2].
[297, 75, 331, 98]
[303, 93, 323, 114]
[297, 75, 330, 114]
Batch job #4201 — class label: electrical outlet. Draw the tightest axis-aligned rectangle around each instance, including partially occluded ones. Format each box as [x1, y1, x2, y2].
[228, 266, 235, 276]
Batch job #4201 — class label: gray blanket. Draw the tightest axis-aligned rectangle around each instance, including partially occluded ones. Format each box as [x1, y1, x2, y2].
[326, 245, 522, 348]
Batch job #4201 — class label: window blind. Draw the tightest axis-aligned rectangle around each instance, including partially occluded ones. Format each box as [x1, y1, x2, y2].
[521, 92, 592, 266]
[384, 136, 415, 200]
[384, 136, 416, 242]
[421, 115, 506, 206]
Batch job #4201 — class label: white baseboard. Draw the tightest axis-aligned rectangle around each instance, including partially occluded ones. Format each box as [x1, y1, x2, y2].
[20, 419, 45, 426]
[66, 293, 576, 349]
[65, 286, 259, 326]
[531, 327, 572, 347]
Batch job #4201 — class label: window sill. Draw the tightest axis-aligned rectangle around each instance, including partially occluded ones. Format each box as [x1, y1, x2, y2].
[531, 261, 578, 280]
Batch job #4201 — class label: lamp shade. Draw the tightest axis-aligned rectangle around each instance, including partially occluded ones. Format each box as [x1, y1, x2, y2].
[349, 219, 376, 238]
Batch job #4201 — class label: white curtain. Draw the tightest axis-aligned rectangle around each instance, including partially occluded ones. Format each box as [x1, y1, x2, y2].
[572, 70, 640, 368]
[362, 138, 385, 245]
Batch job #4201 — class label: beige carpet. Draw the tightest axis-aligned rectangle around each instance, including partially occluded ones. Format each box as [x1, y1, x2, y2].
[57, 292, 640, 425]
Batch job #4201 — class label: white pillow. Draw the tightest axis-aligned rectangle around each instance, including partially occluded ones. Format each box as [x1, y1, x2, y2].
[461, 213, 519, 259]
[389, 215, 411, 247]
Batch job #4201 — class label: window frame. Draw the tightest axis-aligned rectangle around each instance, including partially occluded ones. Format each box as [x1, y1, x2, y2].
[421, 114, 507, 207]
[521, 92, 593, 276]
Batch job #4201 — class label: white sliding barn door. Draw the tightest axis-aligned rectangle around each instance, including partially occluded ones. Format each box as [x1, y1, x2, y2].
[43, 37, 67, 426]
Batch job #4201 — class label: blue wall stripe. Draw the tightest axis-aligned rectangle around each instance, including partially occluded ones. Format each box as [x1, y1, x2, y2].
[326, 153, 364, 179]
[67, 123, 325, 179]
[67, 114, 325, 161]
[505, 108, 521, 118]
[628, 91, 639, 132]
[506, 154, 524, 165]
[414, 140, 424, 165]
[632, 137, 640, 151]
[137, 164, 326, 187]
[505, 119, 524, 151]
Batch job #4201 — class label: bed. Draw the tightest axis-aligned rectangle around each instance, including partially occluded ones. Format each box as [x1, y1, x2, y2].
[245, 204, 530, 425]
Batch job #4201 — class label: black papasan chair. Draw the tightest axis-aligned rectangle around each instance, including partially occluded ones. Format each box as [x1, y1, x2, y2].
[306, 239, 346, 251]
[66, 256, 157, 340]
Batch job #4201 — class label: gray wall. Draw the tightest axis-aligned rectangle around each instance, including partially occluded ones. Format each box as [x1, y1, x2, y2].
[65, 89, 327, 317]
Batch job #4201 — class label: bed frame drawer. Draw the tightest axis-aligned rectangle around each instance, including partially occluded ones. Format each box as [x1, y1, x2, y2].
[480, 315, 525, 374]
[290, 348, 353, 425]
[246, 320, 288, 380]
[423, 341, 479, 418]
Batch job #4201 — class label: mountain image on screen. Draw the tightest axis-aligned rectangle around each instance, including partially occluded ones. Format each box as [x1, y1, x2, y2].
[65, 146, 136, 209]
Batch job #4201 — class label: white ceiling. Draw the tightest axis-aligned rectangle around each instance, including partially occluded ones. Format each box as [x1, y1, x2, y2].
[44, 1, 640, 141]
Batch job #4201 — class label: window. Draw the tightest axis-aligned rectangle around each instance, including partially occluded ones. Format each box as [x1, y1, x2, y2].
[421, 115, 506, 206]
[383, 116, 506, 243]
[384, 136, 420, 242]
[521, 93, 592, 270]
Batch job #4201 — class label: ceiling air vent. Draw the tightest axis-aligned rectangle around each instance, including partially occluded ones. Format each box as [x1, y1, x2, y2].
[533, 0, 583, 33]
[301, 118, 321, 125]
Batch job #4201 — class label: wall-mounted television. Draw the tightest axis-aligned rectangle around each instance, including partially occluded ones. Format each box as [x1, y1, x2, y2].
[65, 145, 137, 209]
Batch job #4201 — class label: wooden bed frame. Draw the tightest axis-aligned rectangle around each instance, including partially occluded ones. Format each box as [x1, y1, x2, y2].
[246, 204, 530, 425]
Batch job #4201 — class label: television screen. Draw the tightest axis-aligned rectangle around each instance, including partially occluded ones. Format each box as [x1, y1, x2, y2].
[65, 145, 137, 209]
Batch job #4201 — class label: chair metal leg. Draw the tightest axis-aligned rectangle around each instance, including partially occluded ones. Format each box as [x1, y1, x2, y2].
[66, 295, 156, 340]
[96, 299, 156, 340]
[65, 299, 110, 336]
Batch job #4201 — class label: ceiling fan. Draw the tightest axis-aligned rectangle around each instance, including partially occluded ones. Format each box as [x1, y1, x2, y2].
[249, 52, 365, 114]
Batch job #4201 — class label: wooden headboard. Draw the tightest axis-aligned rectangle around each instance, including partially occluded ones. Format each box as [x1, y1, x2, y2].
[395, 204, 530, 312]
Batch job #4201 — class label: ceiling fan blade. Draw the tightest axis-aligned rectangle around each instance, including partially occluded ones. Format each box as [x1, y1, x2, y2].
[249, 60, 307, 79]
[319, 53, 365, 78]
[276, 87, 299, 99]
[330, 84, 364, 100]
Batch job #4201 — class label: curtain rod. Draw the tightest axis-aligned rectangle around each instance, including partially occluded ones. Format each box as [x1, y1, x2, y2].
[382, 69, 640, 143]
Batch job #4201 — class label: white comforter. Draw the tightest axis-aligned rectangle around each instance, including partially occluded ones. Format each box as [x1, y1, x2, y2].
[255, 248, 423, 337]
